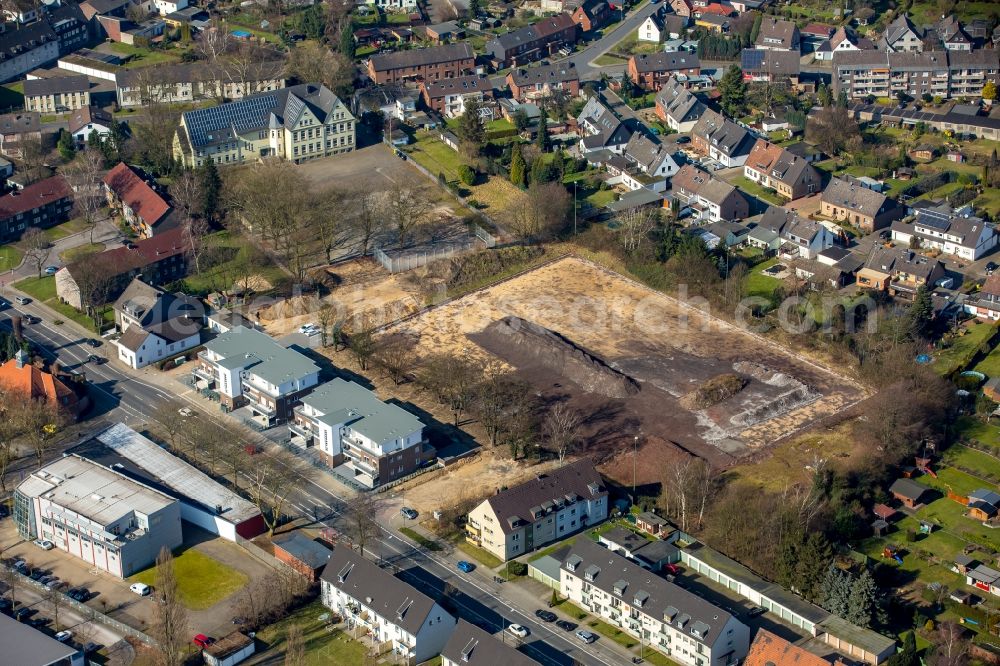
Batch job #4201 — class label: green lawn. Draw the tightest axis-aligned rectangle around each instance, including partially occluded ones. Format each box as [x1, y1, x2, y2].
[179, 232, 285, 295]
[128, 548, 247, 611]
[0, 245, 23, 272]
[594, 53, 627, 66]
[255, 599, 367, 666]
[15, 275, 57, 301]
[110, 42, 183, 68]
[0, 82, 23, 111]
[527, 536, 579, 562]
[45, 217, 96, 242]
[404, 133, 464, 181]
[974, 187, 1000, 219]
[59, 243, 104, 263]
[973, 344, 1000, 379]
[955, 416, 1000, 456]
[933, 320, 997, 376]
[729, 176, 784, 206]
[14, 275, 112, 332]
[399, 527, 442, 551]
[746, 258, 782, 300]
[224, 15, 283, 44]
[454, 537, 504, 569]
[942, 444, 1000, 483]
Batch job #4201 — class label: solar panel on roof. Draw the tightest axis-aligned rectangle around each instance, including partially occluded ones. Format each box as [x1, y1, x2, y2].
[917, 209, 951, 230]
[741, 49, 764, 70]
[184, 93, 278, 146]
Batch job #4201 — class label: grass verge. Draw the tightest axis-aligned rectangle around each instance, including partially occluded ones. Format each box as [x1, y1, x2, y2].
[0, 245, 23, 272]
[59, 243, 104, 263]
[128, 548, 248, 610]
[13, 275, 112, 332]
[453, 537, 505, 569]
[255, 599, 367, 666]
[400, 527, 442, 551]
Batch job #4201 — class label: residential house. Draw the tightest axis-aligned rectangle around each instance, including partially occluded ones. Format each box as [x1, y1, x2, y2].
[636, 511, 673, 538]
[442, 620, 541, 666]
[889, 477, 932, 508]
[627, 52, 701, 91]
[112, 278, 203, 369]
[506, 63, 580, 102]
[152, 0, 188, 16]
[115, 60, 287, 107]
[966, 273, 1000, 321]
[103, 162, 174, 238]
[321, 547, 456, 664]
[163, 6, 209, 27]
[0, 5, 89, 83]
[366, 43, 475, 84]
[668, 0, 692, 18]
[598, 132, 679, 192]
[193, 326, 320, 425]
[577, 95, 631, 154]
[13, 454, 183, 578]
[79, 0, 132, 21]
[670, 164, 748, 222]
[173, 83, 356, 168]
[97, 15, 167, 46]
[370, 0, 418, 11]
[890, 202, 996, 261]
[691, 112, 756, 167]
[289, 377, 431, 488]
[743, 139, 821, 200]
[935, 16, 972, 51]
[420, 76, 494, 117]
[878, 13, 924, 52]
[752, 206, 835, 259]
[832, 50, 1000, 101]
[792, 252, 864, 290]
[55, 228, 189, 309]
[271, 531, 332, 582]
[0, 112, 44, 158]
[423, 21, 464, 43]
[740, 49, 800, 84]
[754, 18, 800, 51]
[699, 221, 751, 249]
[572, 0, 610, 33]
[967, 489, 1000, 521]
[694, 13, 729, 33]
[821, 177, 903, 233]
[966, 564, 1000, 598]
[486, 13, 579, 68]
[639, 12, 688, 42]
[815, 26, 874, 61]
[353, 85, 420, 123]
[800, 23, 835, 50]
[23, 75, 91, 113]
[0, 349, 83, 418]
[0, 175, 73, 243]
[2, 0, 50, 24]
[467, 459, 607, 561]
[654, 76, 707, 131]
[856, 247, 945, 299]
[745, 630, 831, 666]
[560, 539, 751, 666]
[68, 105, 114, 149]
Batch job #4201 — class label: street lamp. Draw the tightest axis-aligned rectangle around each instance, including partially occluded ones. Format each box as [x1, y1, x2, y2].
[632, 435, 639, 506]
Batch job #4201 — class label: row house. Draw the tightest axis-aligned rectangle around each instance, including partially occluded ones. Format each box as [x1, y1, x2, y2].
[832, 50, 1000, 101]
[442, 620, 540, 666]
[506, 62, 580, 102]
[173, 83, 356, 168]
[0, 112, 45, 159]
[560, 539, 751, 666]
[321, 548, 456, 664]
[669, 0, 692, 17]
[966, 273, 1000, 321]
[754, 17, 799, 52]
[820, 177, 903, 233]
[740, 49, 800, 84]
[749, 206, 835, 260]
[654, 76, 707, 131]
[194, 326, 320, 426]
[877, 14, 923, 53]
[366, 43, 475, 84]
[23, 75, 92, 113]
[115, 60, 287, 107]
[597, 132, 679, 193]
[466, 459, 608, 561]
[577, 95, 631, 154]
[571, 0, 611, 33]
[627, 52, 701, 91]
[486, 13, 579, 68]
[420, 75, 494, 117]
[743, 139, 821, 200]
[289, 377, 431, 489]
[890, 202, 996, 261]
[691, 110, 756, 167]
[0, 174, 73, 243]
[0, 3, 88, 83]
[103, 162, 174, 238]
[856, 246, 945, 300]
[814, 26, 874, 61]
[670, 164, 748, 223]
[112, 278, 202, 370]
[55, 227, 189, 310]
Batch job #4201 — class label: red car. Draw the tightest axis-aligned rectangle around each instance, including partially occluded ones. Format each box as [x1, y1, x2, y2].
[663, 563, 681, 576]
[193, 634, 214, 648]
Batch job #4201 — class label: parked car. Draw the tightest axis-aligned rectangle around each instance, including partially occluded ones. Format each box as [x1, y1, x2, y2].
[88, 355, 105, 364]
[400, 507, 418, 520]
[177, 407, 194, 417]
[936, 276, 954, 289]
[38, 575, 54, 585]
[298, 323, 319, 335]
[507, 624, 530, 639]
[663, 563, 680, 575]
[130, 583, 151, 596]
[456, 560, 475, 573]
[23, 315, 39, 324]
[576, 630, 597, 644]
[0, 598, 13, 613]
[193, 634, 214, 648]
[86, 338, 102, 347]
[14, 296, 30, 305]
[556, 620, 577, 631]
[14, 607, 34, 621]
[55, 630, 73, 642]
[32, 539, 54, 550]
[83, 642, 100, 655]
[0, 298, 8, 309]
[44, 266, 58, 275]
[676, 135, 691, 144]
[67, 588, 90, 602]
[29, 569, 48, 580]
[45, 578, 64, 590]
[534, 609, 557, 623]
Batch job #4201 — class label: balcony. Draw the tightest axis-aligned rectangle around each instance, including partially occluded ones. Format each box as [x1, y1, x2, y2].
[343, 450, 379, 477]
[288, 421, 313, 441]
[246, 398, 277, 417]
[191, 365, 216, 386]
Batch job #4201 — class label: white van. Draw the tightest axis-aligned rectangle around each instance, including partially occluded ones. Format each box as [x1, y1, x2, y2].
[130, 583, 151, 596]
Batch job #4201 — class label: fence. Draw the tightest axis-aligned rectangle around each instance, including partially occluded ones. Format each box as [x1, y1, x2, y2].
[472, 224, 497, 248]
[373, 240, 479, 273]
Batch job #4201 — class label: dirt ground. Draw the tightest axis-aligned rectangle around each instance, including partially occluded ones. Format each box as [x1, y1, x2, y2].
[382, 256, 862, 469]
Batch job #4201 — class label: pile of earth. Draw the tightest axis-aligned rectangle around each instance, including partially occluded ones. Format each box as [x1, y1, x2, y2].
[255, 294, 323, 321]
[470, 316, 640, 399]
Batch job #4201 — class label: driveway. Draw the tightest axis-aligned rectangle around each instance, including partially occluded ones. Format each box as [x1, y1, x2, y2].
[566, 1, 661, 77]
[0, 216, 121, 288]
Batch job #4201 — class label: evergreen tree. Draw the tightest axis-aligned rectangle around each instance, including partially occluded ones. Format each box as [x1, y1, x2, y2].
[846, 569, 881, 628]
[908, 285, 934, 337]
[510, 144, 527, 187]
[198, 158, 221, 220]
[57, 129, 75, 161]
[468, 0, 481, 17]
[512, 108, 530, 132]
[340, 23, 356, 59]
[821, 565, 852, 617]
[749, 11, 763, 44]
[886, 631, 917, 666]
[535, 107, 549, 152]
[456, 99, 486, 155]
[837, 89, 849, 108]
[87, 129, 103, 152]
[795, 532, 833, 602]
[817, 83, 832, 107]
[718, 64, 747, 117]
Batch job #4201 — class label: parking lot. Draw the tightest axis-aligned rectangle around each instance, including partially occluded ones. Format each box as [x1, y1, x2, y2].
[295, 142, 425, 191]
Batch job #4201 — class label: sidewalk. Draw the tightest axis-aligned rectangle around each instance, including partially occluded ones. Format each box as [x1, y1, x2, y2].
[0, 217, 120, 288]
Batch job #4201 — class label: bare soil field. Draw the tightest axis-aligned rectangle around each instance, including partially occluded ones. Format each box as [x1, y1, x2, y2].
[384, 256, 863, 474]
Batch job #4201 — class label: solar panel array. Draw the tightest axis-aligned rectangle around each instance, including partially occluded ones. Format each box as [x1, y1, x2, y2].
[916, 209, 952, 231]
[741, 49, 764, 70]
[184, 93, 278, 147]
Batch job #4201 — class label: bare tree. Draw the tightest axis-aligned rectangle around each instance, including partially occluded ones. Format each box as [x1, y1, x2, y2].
[929, 622, 970, 666]
[285, 42, 355, 95]
[380, 183, 430, 248]
[507, 182, 571, 241]
[245, 449, 309, 535]
[169, 170, 204, 223]
[45, 584, 66, 631]
[316, 303, 336, 348]
[343, 492, 382, 557]
[542, 403, 582, 463]
[70, 253, 119, 327]
[20, 228, 49, 279]
[314, 189, 350, 264]
[18, 397, 66, 468]
[2, 562, 18, 613]
[64, 148, 106, 244]
[615, 206, 659, 254]
[659, 457, 717, 532]
[152, 400, 188, 453]
[19, 137, 46, 185]
[151, 548, 188, 666]
[182, 217, 211, 275]
[372, 334, 416, 385]
[346, 319, 377, 371]
[348, 191, 385, 257]
[284, 624, 306, 666]
[228, 243, 268, 299]
[418, 353, 479, 426]
[234, 568, 308, 630]
[196, 20, 232, 65]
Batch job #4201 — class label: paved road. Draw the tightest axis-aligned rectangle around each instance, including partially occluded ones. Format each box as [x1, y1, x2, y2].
[567, 1, 661, 78]
[0, 217, 120, 289]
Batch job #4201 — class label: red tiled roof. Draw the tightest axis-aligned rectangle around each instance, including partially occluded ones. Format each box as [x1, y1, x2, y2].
[69, 227, 187, 275]
[873, 503, 896, 519]
[745, 629, 832, 666]
[699, 3, 732, 15]
[0, 356, 78, 409]
[0, 175, 72, 219]
[802, 22, 834, 37]
[103, 162, 172, 227]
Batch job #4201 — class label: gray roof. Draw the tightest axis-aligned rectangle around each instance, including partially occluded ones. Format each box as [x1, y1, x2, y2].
[117, 59, 284, 88]
[634, 539, 679, 565]
[705, 119, 754, 157]
[741, 49, 800, 76]
[865, 247, 941, 282]
[23, 75, 90, 97]
[755, 17, 798, 49]
[0, 20, 57, 61]
[509, 62, 579, 86]
[441, 620, 540, 666]
[114, 278, 202, 339]
[889, 477, 930, 501]
[180, 83, 350, 150]
[421, 75, 493, 98]
[822, 177, 889, 215]
[203, 326, 319, 386]
[562, 539, 740, 646]
[68, 105, 113, 135]
[599, 526, 649, 552]
[833, 49, 999, 72]
[272, 531, 333, 569]
[301, 377, 424, 445]
[320, 546, 450, 635]
[489, 12, 577, 55]
[485, 459, 606, 533]
[0, 608, 82, 666]
[605, 187, 663, 212]
[0, 111, 40, 135]
[630, 51, 700, 73]
[369, 42, 473, 72]
[655, 77, 706, 125]
[625, 132, 672, 173]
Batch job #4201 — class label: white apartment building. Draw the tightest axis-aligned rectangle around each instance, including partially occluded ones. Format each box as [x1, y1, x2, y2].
[14, 454, 183, 578]
[561, 539, 751, 666]
[321, 547, 455, 664]
[890, 203, 997, 261]
[441, 620, 540, 666]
